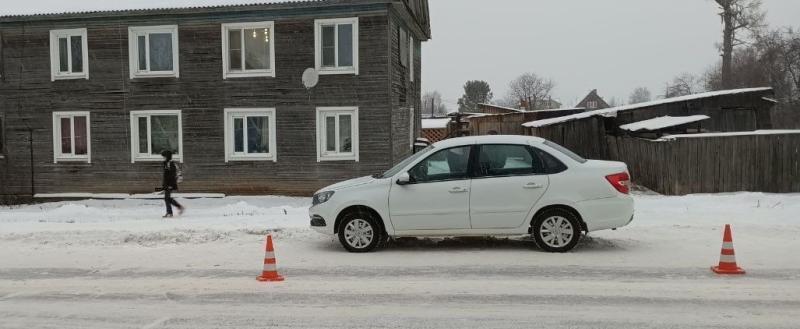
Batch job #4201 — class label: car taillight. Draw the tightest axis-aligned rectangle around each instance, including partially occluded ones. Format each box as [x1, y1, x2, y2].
[605, 172, 630, 194]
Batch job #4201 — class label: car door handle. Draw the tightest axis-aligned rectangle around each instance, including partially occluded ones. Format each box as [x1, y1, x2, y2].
[449, 187, 469, 193]
[523, 182, 544, 189]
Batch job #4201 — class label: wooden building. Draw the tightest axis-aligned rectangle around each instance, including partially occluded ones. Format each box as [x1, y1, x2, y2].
[575, 89, 610, 110]
[0, 0, 431, 202]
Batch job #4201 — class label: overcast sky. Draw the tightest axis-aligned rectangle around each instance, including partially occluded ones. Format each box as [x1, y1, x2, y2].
[422, 0, 800, 109]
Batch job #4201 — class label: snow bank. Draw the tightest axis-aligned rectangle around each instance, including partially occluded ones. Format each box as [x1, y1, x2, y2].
[523, 87, 773, 128]
[619, 115, 709, 132]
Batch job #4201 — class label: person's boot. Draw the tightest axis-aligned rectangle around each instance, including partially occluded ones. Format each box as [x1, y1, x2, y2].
[177, 206, 185, 216]
[163, 213, 173, 218]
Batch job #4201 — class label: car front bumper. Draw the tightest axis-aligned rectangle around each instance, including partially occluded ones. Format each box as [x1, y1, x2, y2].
[309, 204, 336, 235]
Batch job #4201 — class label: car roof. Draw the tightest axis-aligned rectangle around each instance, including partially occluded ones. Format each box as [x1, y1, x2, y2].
[432, 135, 545, 148]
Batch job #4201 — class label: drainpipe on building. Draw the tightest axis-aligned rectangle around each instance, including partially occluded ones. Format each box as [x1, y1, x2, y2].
[28, 128, 35, 197]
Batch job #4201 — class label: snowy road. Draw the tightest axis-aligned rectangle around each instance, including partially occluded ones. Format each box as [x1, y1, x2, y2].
[1, 193, 800, 328]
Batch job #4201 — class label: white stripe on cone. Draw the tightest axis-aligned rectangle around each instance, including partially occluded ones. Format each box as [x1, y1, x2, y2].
[263, 263, 277, 272]
[722, 242, 734, 249]
[263, 251, 275, 259]
[718, 254, 737, 263]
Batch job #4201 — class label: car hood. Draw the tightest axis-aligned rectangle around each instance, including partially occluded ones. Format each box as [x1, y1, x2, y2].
[320, 175, 378, 192]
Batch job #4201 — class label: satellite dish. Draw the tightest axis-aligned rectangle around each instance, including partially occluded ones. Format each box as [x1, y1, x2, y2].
[302, 68, 319, 89]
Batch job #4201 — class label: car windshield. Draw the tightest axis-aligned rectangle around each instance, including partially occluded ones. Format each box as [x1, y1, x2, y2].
[376, 145, 435, 178]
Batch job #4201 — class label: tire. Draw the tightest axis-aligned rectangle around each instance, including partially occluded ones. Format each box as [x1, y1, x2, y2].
[531, 208, 582, 252]
[337, 210, 384, 253]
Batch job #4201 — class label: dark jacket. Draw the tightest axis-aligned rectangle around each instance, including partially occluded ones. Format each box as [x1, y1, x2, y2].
[163, 160, 178, 190]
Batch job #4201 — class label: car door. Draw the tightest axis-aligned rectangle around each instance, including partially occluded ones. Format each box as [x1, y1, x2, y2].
[388, 145, 473, 231]
[469, 144, 550, 229]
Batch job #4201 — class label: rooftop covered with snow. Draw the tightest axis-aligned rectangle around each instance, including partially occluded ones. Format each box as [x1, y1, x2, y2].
[658, 129, 800, 141]
[0, 0, 319, 18]
[619, 115, 710, 132]
[522, 87, 773, 128]
[421, 118, 451, 129]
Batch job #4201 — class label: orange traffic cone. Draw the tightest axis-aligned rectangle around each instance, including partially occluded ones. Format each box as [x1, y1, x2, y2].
[711, 224, 745, 275]
[256, 234, 285, 282]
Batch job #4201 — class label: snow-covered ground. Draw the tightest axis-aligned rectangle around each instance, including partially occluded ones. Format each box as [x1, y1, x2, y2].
[1, 193, 799, 328]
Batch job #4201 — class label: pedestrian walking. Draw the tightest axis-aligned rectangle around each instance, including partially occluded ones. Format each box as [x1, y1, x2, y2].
[161, 150, 184, 218]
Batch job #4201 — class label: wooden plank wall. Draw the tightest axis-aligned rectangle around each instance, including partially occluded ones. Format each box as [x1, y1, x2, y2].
[0, 8, 398, 201]
[608, 134, 800, 195]
[467, 109, 584, 136]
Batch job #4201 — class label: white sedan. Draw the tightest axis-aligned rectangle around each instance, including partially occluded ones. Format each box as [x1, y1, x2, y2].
[309, 135, 633, 253]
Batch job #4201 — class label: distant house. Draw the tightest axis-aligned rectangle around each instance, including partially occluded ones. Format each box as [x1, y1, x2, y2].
[476, 103, 523, 115]
[518, 98, 562, 111]
[0, 0, 431, 201]
[576, 89, 610, 110]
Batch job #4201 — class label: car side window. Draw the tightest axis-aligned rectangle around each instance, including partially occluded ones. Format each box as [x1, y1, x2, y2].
[476, 144, 543, 177]
[408, 146, 472, 183]
[533, 147, 568, 174]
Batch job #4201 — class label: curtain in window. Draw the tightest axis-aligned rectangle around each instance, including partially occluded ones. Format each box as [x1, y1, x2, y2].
[321, 25, 336, 67]
[228, 30, 242, 71]
[247, 116, 269, 153]
[149, 33, 173, 71]
[244, 28, 269, 70]
[339, 115, 352, 152]
[70, 35, 83, 73]
[73, 116, 88, 155]
[150, 115, 179, 155]
[60, 117, 72, 154]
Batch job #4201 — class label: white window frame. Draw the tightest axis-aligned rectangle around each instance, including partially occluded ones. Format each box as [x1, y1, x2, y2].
[52, 111, 91, 163]
[49, 28, 89, 81]
[409, 107, 415, 149]
[316, 107, 359, 162]
[128, 25, 180, 79]
[314, 17, 359, 75]
[221, 22, 276, 79]
[129, 110, 183, 163]
[409, 35, 414, 82]
[587, 100, 598, 109]
[224, 108, 277, 162]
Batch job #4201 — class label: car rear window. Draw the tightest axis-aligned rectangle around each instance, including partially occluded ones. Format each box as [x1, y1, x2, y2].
[544, 140, 587, 163]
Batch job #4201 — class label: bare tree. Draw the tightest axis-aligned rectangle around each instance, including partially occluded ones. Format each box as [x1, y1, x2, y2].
[629, 87, 653, 104]
[507, 72, 556, 111]
[713, 0, 766, 89]
[421, 91, 449, 117]
[457, 80, 493, 112]
[665, 73, 704, 98]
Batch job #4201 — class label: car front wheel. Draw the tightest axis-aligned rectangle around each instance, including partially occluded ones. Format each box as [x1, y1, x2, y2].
[532, 209, 582, 252]
[338, 211, 383, 253]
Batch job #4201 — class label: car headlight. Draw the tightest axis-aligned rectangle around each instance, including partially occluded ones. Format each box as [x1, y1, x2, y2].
[312, 191, 335, 206]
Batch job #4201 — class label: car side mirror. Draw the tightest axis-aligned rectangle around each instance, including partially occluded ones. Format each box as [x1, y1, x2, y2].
[396, 172, 411, 185]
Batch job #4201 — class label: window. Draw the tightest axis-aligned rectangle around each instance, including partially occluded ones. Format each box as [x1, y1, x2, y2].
[0, 116, 5, 157]
[587, 100, 598, 109]
[409, 108, 415, 149]
[316, 107, 359, 161]
[222, 22, 275, 78]
[409, 35, 414, 82]
[399, 28, 409, 68]
[128, 25, 179, 78]
[224, 108, 277, 162]
[408, 146, 472, 183]
[315, 17, 358, 75]
[49, 29, 89, 81]
[130, 110, 182, 162]
[52, 112, 91, 163]
[476, 144, 542, 177]
[544, 140, 586, 163]
[533, 147, 567, 174]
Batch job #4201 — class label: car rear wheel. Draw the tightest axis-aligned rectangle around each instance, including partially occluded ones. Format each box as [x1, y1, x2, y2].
[338, 211, 383, 253]
[532, 209, 582, 252]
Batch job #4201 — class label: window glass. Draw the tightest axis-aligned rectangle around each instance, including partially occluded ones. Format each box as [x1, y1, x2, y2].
[244, 28, 269, 70]
[409, 146, 472, 183]
[137, 36, 147, 70]
[150, 115, 179, 155]
[325, 116, 336, 152]
[399, 28, 408, 67]
[138, 117, 148, 153]
[477, 144, 540, 177]
[60, 117, 72, 154]
[233, 117, 244, 153]
[339, 114, 352, 152]
[73, 116, 88, 155]
[337, 24, 353, 67]
[534, 147, 567, 174]
[544, 140, 587, 163]
[321, 25, 336, 67]
[0, 117, 5, 154]
[58, 38, 69, 72]
[247, 116, 269, 153]
[148, 33, 173, 71]
[228, 30, 242, 71]
[70, 35, 83, 73]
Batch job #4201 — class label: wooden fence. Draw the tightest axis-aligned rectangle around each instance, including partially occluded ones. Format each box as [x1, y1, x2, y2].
[468, 109, 584, 136]
[606, 134, 800, 195]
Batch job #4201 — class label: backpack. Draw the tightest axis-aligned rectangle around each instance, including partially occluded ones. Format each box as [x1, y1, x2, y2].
[169, 160, 184, 184]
